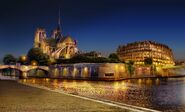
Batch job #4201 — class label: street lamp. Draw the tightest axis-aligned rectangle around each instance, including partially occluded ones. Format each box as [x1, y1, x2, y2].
[31, 60, 37, 66]
[21, 55, 27, 61]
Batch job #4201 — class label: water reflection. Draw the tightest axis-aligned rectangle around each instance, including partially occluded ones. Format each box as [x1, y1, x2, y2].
[20, 78, 185, 111]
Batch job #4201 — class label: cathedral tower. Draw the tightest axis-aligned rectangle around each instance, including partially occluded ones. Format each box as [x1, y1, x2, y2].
[34, 28, 46, 48]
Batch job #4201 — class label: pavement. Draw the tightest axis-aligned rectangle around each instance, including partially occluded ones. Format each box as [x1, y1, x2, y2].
[0, 80, 130, 112]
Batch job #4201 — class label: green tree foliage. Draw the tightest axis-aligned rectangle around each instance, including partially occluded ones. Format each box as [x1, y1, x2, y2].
[127, 60, 134, 65]
[108, 53, 120, 62]
[57, 54, 111, 64]
[83, 51, 100, 57]
[38, 53, 50, 65]
[27, 48, 50, 66]
[3, 54, 17, 65]
[126, 60, 135, 77]
[144, 57, 153, 65]
[144, 57, 155, 75]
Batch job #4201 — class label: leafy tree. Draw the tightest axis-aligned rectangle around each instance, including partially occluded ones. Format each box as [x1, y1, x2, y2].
[38, 53, 50, 65]
[57, 54, 111, 64]
[27, 48, 50, 66]
[27, 48, 42, 61]
[126, 60, 135, 77]
[127, 60, 134, 65]
[3, 54, 17, 65]
[144, 57, 155, 75]
[82, 51, 100, 58]
[144, 57, 153, 65]
[108, 53, 120, 62]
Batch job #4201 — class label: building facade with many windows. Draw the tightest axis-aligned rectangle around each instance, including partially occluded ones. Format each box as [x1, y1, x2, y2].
[117, 40, 175, 66]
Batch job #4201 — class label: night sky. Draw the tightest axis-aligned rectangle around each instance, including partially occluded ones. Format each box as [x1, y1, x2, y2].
[0, 0, 185, 60]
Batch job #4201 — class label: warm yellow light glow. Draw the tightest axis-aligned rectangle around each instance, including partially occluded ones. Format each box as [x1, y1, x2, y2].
[115, 65, 118, 70]
[120, 66, 124, 71]
[45, 78, 50, 83]
[113, 82, 127, 92]
[73, 68, 77, 77]
[21, 55, 27, 61]
[146, 79, 152, 85]
[138, 79, 142, 85]
[65, 54, 70, 59]
[53, 79, 58, 89]
[32, 79, 36, 84]
[23, 79, 27, 83]
[24, 66, 28, 70]
[155, 78, 160, 85]
[63, 68, 68, 76]
[121, 82, 127, 90]
[31, 60, 37, 66]
[23, 72, 27, 78]
[54, 68, 59, 77]
[83, 67, 88, 77]
[84, 67, 88, 72]
[113, 82, 119, 90]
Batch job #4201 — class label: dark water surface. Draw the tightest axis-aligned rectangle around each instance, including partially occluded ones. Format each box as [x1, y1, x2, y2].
[20, 78, 185, 112]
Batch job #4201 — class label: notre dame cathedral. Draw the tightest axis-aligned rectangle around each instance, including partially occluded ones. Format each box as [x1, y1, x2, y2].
[34, 13, 78, 59]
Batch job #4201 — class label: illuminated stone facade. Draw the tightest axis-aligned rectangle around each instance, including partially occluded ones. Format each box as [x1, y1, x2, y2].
[34, 16, 78, 59]
[117, 40, 175, 66]
[50, 63, 127, 80]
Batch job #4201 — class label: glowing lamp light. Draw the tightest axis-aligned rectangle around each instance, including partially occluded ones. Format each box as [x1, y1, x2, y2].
[63, 68, 68, 76]
[45, 78, 50, 83]
[83, 67, 88, 77]
[115, 65, 118, 69]
[23, 79, 27, 83]
[73, 68, 77, 76]
[84, 67, 88, 72]
[120, 66, 124, 70]
[31, 60, 37, 66]
[65, 54, 70, 59]
[21, 55, 27, 61]
[23, 72, 27, 78]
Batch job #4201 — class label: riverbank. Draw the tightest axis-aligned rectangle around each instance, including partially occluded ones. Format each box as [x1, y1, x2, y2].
[0, 80, 128, 112]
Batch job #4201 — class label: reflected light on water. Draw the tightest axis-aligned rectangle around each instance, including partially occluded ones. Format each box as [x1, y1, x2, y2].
[155, 78, 160, 85]
[113, 82, 119, 92]
[71, 80, 77, 87]
[146, 79, 152, 86]
[113, 81, 127, 92]
[121, 81, 127, 90]
[52, 79, 58, 89]
[23, 79, 27, 83]
[45, 78, 50, 83]
[138, 79, 142, 86]
[32, 79, 36, 84]
[21, 78, 185, 111]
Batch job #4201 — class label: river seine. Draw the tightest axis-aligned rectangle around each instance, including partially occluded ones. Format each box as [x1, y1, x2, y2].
[21, 77, 185, 111]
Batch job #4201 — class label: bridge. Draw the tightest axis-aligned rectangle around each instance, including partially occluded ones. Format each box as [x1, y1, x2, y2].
[0, 65, 49, 78]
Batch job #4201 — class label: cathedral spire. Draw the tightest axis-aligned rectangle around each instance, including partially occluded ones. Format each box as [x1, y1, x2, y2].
[58, 9, 61, 27]
[51, 9, 63, 39]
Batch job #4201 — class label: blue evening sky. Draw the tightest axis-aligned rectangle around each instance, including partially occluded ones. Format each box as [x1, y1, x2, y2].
[0, 0, 185, 60]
